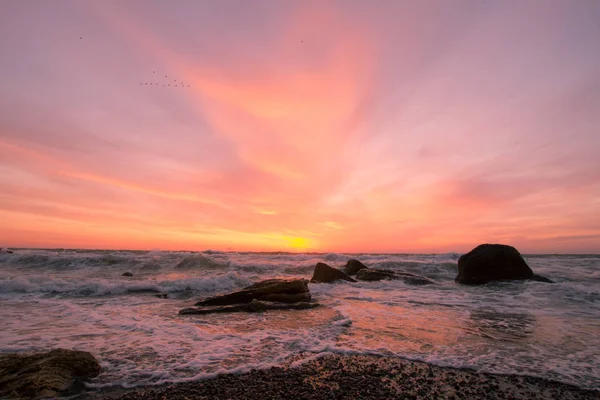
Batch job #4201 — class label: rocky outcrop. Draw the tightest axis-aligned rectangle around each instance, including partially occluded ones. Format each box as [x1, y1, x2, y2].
[356, 269, 435, 285]
[179, 299, 319, 315]
[310, 262, 357, 283]
[0, 248, 13, 254]
[122, 272, 133, 277]
[343, 259, 368, 276]
[0, 348, 101, 399]
[456, 244, 552, 284]
[195, 279, 310, 306]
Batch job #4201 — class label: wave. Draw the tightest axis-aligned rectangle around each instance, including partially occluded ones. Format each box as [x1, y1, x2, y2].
[174, 254, 229, 270]
[0, 272, 249, 297]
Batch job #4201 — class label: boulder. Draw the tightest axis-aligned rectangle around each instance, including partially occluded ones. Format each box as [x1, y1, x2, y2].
[455, 244, 550, 285]
[531, 274, 554, 283]
[310, 262, 357, 283]
[122, 272, 133, 277]
[0, 348, 101, 399]
[180, 299, 319, 315]
[195, 279, 310, 306]
[344, 259, 368, 276]
[356, 268, 435, 285]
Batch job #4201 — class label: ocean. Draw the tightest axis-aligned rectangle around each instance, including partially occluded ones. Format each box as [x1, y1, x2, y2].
[0, 249, 598, 391]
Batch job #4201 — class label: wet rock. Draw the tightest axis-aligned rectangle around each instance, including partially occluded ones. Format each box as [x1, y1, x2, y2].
[122, 272, 133, 277]
[0, 248, 13, 254]
[456, 244, 549, 285]
[356, 268, 435, 285]
[180, 299, 319, 315]
[531, 274, 554, 283]
[154, 293, 169, 299]
[195, 279, 310, 306]
[310, 262, 357, 283]
[0, 348, 101, 399]
[343, 259, 368, 276]
[257, 292, 311, 303]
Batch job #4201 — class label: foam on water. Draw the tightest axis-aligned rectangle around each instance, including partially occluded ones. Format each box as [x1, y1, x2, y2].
[0, 249, 599, 390]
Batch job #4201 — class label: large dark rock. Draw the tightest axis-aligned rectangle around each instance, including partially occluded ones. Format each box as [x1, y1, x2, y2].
[531, 274, 554, 283]
[195, 279, 310, 306]
[456, 244, 544, 285]
[0, 348, 101, 399]
[310, 262, 357, 283]
[344, 259, 368, 276]
[122, 272, 133, 277]
[356, 268, 435, 285]
[180, 299, 319, 315]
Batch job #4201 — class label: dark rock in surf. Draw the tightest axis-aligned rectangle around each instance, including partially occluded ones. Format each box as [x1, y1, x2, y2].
[257, 292, 311, 303]
[0, 248, 13, 254]
[356, 268, 435, 285]
[155, 293, 168, 299]
[343, 259, 368, 276]
[310, 262, 357, 283]
[180, 299, 319, 315]
[195, 279, 310, 306]
[0, 348, 101, 399]
[531, 274, 554, 283]
[455, 244, 552, 285]
[122, 272, 133, 277]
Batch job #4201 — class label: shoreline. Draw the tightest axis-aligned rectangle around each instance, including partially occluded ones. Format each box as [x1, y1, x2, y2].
[79, 354, 600, 400]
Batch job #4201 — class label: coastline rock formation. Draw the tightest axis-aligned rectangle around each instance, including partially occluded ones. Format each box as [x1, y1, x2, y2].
[310, 262, 357, 283]
[180, 299, 319, 315]
[0, 348, 101, 399]
[356, 269, 435, 285]
[456, 244, 553, 284]
[195, 279, 311, 306]
[180, 279, 317, 315]
[343, 259, 368, 276]
[121, 272, 133, 277]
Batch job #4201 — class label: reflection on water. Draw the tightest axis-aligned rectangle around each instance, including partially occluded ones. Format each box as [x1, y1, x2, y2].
[334, 300, 464, 353]
[467, 309, 536, 342]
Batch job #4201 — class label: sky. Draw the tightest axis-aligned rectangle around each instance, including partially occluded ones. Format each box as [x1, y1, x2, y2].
[0, 0, 599, 253]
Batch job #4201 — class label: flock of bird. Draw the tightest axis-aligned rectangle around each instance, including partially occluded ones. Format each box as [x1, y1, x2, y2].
[77, 37, 189, 88]
[140, 71, 191, 88]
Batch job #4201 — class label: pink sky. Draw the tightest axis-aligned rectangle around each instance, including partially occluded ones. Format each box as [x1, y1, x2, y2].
[1, 0, 599, 253]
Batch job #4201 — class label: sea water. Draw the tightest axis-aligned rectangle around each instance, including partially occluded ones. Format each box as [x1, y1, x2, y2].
[0, 250, 598, 390]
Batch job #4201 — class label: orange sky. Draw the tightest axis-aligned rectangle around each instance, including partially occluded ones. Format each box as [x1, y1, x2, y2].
[1, 1, 599, 253]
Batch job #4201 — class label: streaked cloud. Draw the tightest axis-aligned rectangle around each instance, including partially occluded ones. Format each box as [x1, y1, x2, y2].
[0, 0, 599, 252]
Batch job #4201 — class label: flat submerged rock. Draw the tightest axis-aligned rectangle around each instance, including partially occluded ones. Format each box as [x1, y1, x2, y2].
[80, 354, 599, 400]
[179, 299, 320, 315]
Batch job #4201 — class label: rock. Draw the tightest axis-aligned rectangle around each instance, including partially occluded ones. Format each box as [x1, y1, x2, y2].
[356, 268, 435, 285]
[0, 348, 101, 399]
[257, 292, 311, 303]
[344, 259, 368, 276]
[195, 279, 309, 306]
[154, 293, 168, 299]
[180, 299, 319, 315]
[122, 272, 133, 277]
[0, 248, 13, 254]
[531, 274, 554, 283]
[455, 244, 542, 285]
[310, 262, 357, 283]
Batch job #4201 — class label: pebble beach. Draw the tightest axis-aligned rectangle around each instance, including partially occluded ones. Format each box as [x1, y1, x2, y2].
[81, 354, 600, 400]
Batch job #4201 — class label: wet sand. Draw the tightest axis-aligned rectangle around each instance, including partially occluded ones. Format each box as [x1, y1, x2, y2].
[80, 354, 600, 400]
